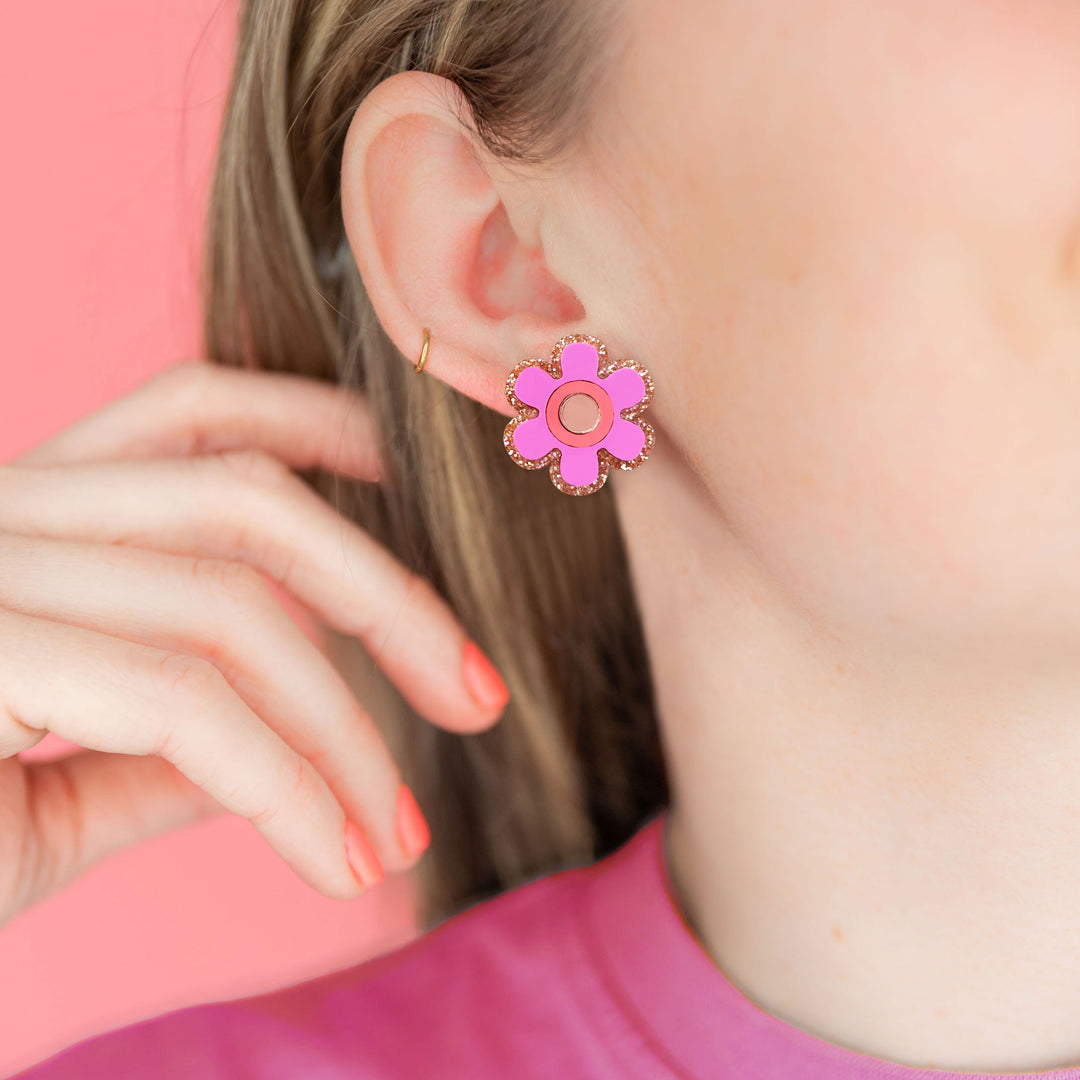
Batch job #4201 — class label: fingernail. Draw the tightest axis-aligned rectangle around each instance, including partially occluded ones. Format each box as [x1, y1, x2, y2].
[462, 640, 510, 711]
[395, 783, 431, 858]
[343, 820, 384, 889]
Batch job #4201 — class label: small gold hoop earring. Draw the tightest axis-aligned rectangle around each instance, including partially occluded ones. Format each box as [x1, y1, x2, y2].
[414, 328, 432, 374]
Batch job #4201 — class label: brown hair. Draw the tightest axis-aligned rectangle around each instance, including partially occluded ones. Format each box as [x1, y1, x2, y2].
[200, 0, 668, 929]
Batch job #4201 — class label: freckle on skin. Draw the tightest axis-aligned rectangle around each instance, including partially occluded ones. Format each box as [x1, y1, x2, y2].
[1062, 210, 1080, 282]
[832, 925, 844, 942]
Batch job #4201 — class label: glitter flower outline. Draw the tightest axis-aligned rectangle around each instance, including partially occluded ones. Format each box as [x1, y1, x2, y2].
[503, 334, 655, 496]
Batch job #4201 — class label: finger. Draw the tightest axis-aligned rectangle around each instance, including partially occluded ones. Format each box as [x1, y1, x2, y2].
[5, 751, 226, 918]
[0, 608, 370, 902]
[7, 358, 382, 482]
[0, 451, 510, 735]
[0, 531, 424, 873]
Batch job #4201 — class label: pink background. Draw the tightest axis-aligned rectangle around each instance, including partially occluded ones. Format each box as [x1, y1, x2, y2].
[0, 2, 416, 1074]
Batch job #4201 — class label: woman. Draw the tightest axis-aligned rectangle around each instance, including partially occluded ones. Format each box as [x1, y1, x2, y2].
[6, 0, 1080, 1075]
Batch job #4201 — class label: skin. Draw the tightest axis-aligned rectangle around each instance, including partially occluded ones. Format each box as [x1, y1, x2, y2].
[340, 0, 1080, 1071]
[0, 367, 507, 921]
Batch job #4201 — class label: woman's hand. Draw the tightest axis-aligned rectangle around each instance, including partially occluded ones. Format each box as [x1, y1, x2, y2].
[0, 359, 509, 928]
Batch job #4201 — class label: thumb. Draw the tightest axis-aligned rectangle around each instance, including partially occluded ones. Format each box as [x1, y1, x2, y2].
[13, 750, 224, 917]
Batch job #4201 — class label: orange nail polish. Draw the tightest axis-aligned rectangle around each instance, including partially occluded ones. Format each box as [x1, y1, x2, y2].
[343, 820, 384, 889]
[462, 640, 510, 711]
[395, 783, 431, 858]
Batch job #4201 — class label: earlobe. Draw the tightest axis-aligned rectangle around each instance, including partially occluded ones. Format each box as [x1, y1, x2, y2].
[339, 70, 588, 416]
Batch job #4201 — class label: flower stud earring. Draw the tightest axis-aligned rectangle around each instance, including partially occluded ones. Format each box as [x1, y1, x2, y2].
[503, 334, 655, 496]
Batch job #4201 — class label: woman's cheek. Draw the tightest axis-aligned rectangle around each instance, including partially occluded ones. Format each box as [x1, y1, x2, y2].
[673, 231, 1080, 658]
[610, 0, 1080, 654]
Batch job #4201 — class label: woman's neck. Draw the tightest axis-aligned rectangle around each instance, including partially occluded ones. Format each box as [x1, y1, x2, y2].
[612, 436, 1080, 1073]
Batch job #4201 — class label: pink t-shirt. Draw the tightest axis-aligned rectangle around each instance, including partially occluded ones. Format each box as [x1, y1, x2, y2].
[15, 806, 1080, 1079]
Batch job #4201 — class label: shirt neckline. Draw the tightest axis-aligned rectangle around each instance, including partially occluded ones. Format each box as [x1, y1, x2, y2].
[581, 806, 1080, 1080]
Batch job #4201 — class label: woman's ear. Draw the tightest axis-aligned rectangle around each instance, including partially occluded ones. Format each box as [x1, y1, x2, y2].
[340, 70, 588, 417]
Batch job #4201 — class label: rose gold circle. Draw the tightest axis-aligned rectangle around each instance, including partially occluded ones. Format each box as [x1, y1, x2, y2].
[559, 393, 601, 434]
[546, 380, 614, 448]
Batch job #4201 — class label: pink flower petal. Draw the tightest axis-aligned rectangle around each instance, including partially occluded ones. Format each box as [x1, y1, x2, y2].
[559, 342, 600, 383]
[513, 365, 557, 408]
[558, 445, 601, 487]
[512, 416, 558, 461]
[601, 417, 646, 462]
[600, 366, 646, 413]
